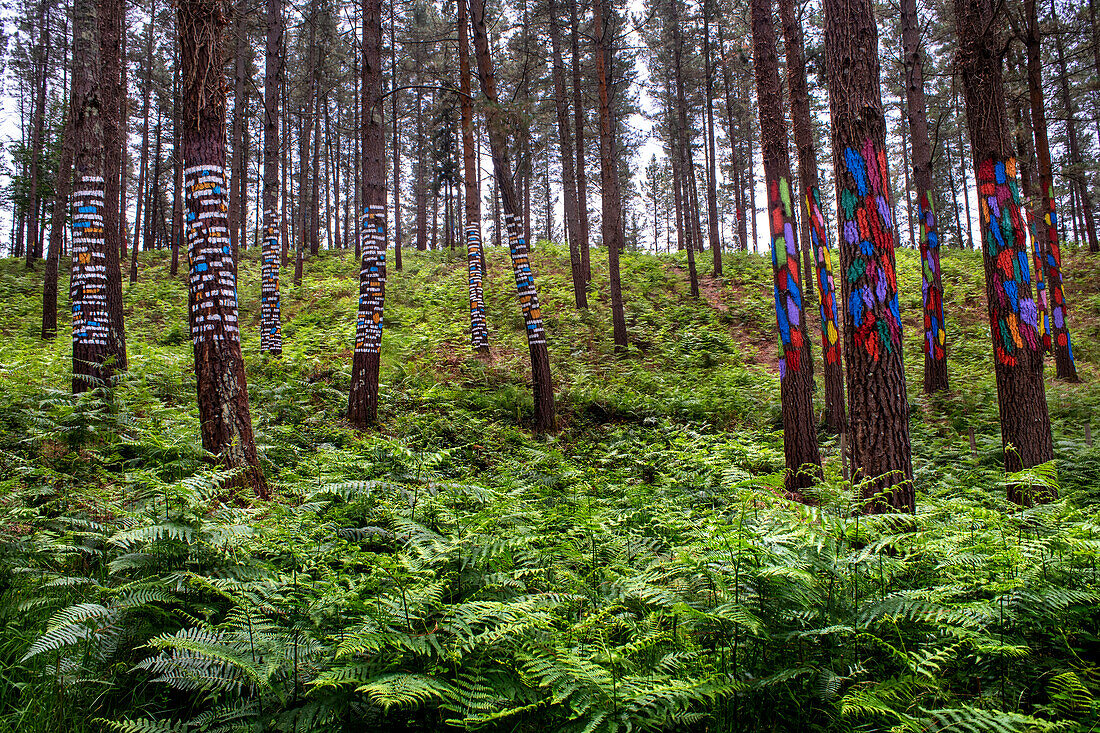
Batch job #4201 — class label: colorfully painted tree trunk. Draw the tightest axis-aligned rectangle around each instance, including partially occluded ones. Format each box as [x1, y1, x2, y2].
[778, 0, 846, 432]
[348, 0, 387, 429]
[823, 0, 914, 512]
[900, 0, 949, 393]
[179, 0, 267, 499]
[956, 0, 1054, 503]
[751, 0, 822, 497]
[458, 0, 490, 352]
[261, 0, 283, 354]
[469, 0, 556, 433]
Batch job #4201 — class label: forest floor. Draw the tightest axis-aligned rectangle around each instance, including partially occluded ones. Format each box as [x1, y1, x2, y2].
[1, 241, 1099, 732]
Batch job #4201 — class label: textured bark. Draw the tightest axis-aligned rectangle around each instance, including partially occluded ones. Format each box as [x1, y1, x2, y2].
[548, 0, 587, 309]
[823, 0, 914, 512]
[716, 20, 749, 253]
[671, 0, 699, 297]
[703, 0, 722, 275]
[26, 7, 50, 268]
[778, 0, 847, 431]
[569, 0, 590, 282]
[310, 89, 322, 255]
[593, 0, 627, 350]
[229, 7, 247, 262]
[44, 112, 74, 340]
[751, 0, 822, 496]
[458, 0, 490, 351]
[131, 2, 155, 281]
[390, 7, 401, 270]
[956, 0, 1054, 502]
[179, 0, 267, 499]
[260, 0, 282, 354]
[898, 0, 949, 392]
[171, 51, 183, 276]
[470, 0, 556, 433]
[348, 0, 387, 429]
[97, 0, 127, 371]
[1025, 0, 1076, 380]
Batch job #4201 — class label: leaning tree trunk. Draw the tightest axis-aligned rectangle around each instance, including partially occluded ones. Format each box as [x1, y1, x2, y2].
[348, 0, 387, 429]
[593, 0, 627, 350]
[751, 0, 822, 497]
[898, 0, 949, 393]
[956, 0, 1054, 503]
[469, 0, 556, 433]
[1027, 0, 1078, 380]
[458, 0, 490, 352]
[98, 0, 127, 372]
[548, 0, 587, 309]
[778, 0, 847, 432]
[178, 0, 268, 499]
[43, 111, 74, 340]
[823, 0, 914, 512]
[260, 0, 283, 354]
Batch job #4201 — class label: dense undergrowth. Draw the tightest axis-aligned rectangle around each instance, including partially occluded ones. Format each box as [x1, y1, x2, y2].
[1, 243, 1099, 732]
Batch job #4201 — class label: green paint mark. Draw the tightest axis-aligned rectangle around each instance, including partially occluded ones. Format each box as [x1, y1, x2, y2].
[779, 178, 793, 218]
[841, 188, 858, 220]
[847, 259, 866, 283]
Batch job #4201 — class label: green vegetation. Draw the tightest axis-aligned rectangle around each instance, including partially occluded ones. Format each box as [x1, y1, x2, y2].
[1, 245, 1099, 732]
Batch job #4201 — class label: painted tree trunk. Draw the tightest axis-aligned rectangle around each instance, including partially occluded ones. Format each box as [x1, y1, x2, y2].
[778, 0, 846, 432]
[470, 0, 556, 433]
[458, 0, 490, 352]
[348, 0, 387, 429]
[956, 0, 1054, 503]
[593, 0, 627, 350]
[823, 0, 914, 512]
[179, 0, 267, 499]
[751, 0, 822, 497]
[261, 0, 283, 354]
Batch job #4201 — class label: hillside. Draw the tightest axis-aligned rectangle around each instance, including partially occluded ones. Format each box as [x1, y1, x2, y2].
[1, 244, 1099, 732]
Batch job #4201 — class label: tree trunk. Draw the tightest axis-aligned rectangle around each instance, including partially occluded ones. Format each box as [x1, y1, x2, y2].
[44, 111, 74, 340]
[458, 0, 490, 351]
[823, 0, 914, 512]
[310, 88, 322, 255]
[548, 0, 586, 309]
[593, 0, 626, 350]
[98, 0, 127, 371]
[26, 8, 50, 268]
[470, 0, 556, 433]
[570, 0, 590, 282]
[751, 0, 822, 497]
[131, 1, 155, 281]
[703, 0, 722, 274]
[390, 5, 402, 270]
[261, 0, 282, 354]
[348, 0, 387, 429]
[956, 0, 1054, 502]
[778, 0, 847, 431]
[1025, 0, 1076, 379]
[171, 46, 182, 276]
[671, 0, 699, 297]
[899, 0, 949, 392]
[229, 5, 247, 262]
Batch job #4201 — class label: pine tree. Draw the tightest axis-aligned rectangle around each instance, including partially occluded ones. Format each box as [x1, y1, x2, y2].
[823, 0, 914, 512]
[260, 0, 283, 354]
[956, 0, 1054, 503]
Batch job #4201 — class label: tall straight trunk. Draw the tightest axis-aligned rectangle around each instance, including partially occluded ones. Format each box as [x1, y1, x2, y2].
[1052, 1, 1098, 254]
[171, 47, 182, 276]
[751, 0, 822, 496]
[747, 117, 758, 250]
[310, 89, 322, 255]
[898, 0, 949, 392]
[178, 0, 267, 499]
[26, 7, 50, 267]
[458, 0, 489, 351]
[1025, 0, 1076, 379]
[469, 0, 556, 433]
[778, 0, 846, 431]
[593, 0, 627, 349]
[717, 20, 749, 253]
[328, 101, 340, 251]
[143, 112, 163, 264]
[956, 0, 1053, 503]
[131, 2, 154, 281]
[671, 0, 699, 296]
[44, 112, 74, 339]
[229, 7, 246, 261]
[390, 5, 401, 270]
[295, 22, 315, 286]
[98, 0, 127, 370]
[823, 0, 913, 512]
[415, 86, 427, 251]
[260, 0, 282, 353]
[548, 0, 586, 309]
[348, 0, 387, 429]
[703, 0, 722, 273]
[118, 8, 130, 263]
[570, 0, 590, 281]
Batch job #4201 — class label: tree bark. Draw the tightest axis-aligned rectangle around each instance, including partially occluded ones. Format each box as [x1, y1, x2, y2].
[671, 0, 699, 297]
[348, 0, 387, 429]
[751, 0, 822, 497]
[44, 111, 74, 340]
[260, 0, 282, 354]
[229, 5, 247, 262]
[703, 0, 722, 274]
[570, 0, 590, 282]
[469, 0, 556, 433]
[956, 0, 1054, 502]
[97, 0, 127, 371]
[778, 0, 847, 431]
[131, 1, 154, 282]
[593, 0, 627, 350]
[390, 5, 402, 270]
[171, 44, 183, 276]
[26, 6, 50, 268]
[1024, 0, 1076, 379]
[823, 0, 914, 512]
